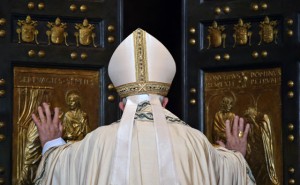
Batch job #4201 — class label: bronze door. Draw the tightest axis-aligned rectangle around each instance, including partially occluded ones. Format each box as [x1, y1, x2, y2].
[183, 0, 299, 184]
[0, 0, 122, 184]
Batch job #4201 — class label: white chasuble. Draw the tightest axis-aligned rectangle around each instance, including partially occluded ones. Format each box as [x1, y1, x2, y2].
[34, 102, 255, 185]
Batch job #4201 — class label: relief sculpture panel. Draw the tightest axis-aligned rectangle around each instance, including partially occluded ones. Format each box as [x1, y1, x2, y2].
[13, 15, 103, 48]
[12, 67, 100, 185]
[204, 67, 282, 185]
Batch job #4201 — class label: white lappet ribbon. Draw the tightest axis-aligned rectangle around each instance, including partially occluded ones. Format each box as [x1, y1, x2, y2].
[110, 94, 178, 185]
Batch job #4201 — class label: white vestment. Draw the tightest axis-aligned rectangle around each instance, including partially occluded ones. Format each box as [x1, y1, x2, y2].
[34, 101, 255, 185]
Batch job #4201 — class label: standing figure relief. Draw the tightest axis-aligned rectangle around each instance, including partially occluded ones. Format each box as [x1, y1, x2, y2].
[212, 97, 279, 185]
[243, 107, 279, 185]
[62, 90, 90, 142]
[212, 95, 236, 142]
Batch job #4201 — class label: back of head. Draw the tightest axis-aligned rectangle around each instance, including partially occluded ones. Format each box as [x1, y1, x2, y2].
[108, 28, 176, 98]
[108, 29, 179, 185]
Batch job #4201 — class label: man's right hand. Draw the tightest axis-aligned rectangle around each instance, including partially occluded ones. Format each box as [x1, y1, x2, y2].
[32, 102, 63, 147]
[216, 116, 250, 157]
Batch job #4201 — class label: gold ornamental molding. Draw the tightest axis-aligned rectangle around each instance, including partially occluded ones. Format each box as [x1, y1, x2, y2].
[287, 30, 293, 37]
[288, 123, 294, 131]
[28, 50, 36, 57]
[0, 18, 6, 26]
[287, 81, 294, 87]
[251, 2, 268, 11]
[251, 50, 268, 59]
[190, 88, 196, 94]
[251, 3, 259, 11]
[0, 79, 5, 86]
[214, 54, 221, 61]
[0, 18, 6, 38]
[189, 27, 196, 34]
[189, 86, 197, 106]
[80, 5, 88, 12]
[46, 17, 69, 46]
[38, 50, 46, 58]
[69, 52, 89, 60]
[214, 7, 222, 15]
[261, 3, 268, 10]
[286, 18, 294, 37]
[288, 179, 295, 184]
[69, 4, 88, 12]
[0, 178, 4, 185]
[0, 30, 5, 37]
[80, 52, 88, 60]
[108, 83, 115, 91]
[0, 122, 4, 128]
[0, 134, 5, 141]
[206, 17, 279, 49]
[189, 99, 196, 105]
[70, 4, 77, 11]
[108, 25, 115, 32]
[207, 21, 226, 49]
[261, 50, 268, 58]
[213, 53, 230, 62]
[38, 2, 45, 10]
[223, 6, 230, 14]
[214, 6, 231, 15]
[16, 15, 39, 44]
[189, 38, 196, 45]
[27, 50, 46, 58]
[75, 19, 97, 47]
[108, 36, 115, 43]
[252, 51, 259, 59]
[258, 16, 278, 45]
[287, 19, 293, 25]
[15, 16, 102, 48]
[223, 53, 230, 61]
[233, 19, 252, 47]
[70, 52, 78, 60]
[107, 24, 116, 44]
[27, 2, 35, 10]
[0, 90, 5, 97]
[107, 95, 115, 102]
[27, 1, 45, 10]
[189, 27, 196, 46]
[288, 135, 294, 142]
[0, 167, 4, 174]
[287, 91, 294, 98]
[288, 167, 295, 174]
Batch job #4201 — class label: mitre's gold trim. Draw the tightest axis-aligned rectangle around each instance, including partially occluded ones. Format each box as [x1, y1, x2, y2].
[113, 29, 172, 98]
[133, 29, 148, 82]
[115, 81, 171, 98]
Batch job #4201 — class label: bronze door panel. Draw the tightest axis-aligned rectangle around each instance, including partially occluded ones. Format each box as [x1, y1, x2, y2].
[0, 0, 122, 184]
[183, 0, 299, 184]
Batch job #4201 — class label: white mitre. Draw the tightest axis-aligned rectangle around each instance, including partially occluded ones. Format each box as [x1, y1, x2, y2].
[108, 29, 179, 185]
[108, 28, 176, 98]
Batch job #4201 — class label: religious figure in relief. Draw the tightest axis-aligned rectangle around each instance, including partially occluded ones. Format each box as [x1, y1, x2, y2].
[15, 88, 51, 185]
[258, 16, 278, 45]
[212, 95, 236, 142]
[46, 17, 69, 46]
[62, 90, 90, 142]
[233, 18, 252, 47]
[74, 19, 97, 47]
[243, 107, 279, 185]
[206, 21, 226, 49]
[16, 15, 39, 44]
[18, 121, 41, 185]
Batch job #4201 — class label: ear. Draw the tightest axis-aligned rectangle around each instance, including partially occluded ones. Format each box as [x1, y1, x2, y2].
[119, 101, 125, 111]
[162, 97, 169, 108]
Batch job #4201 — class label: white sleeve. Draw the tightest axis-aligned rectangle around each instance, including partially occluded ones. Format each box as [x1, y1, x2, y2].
[42, 137, 66, 155]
